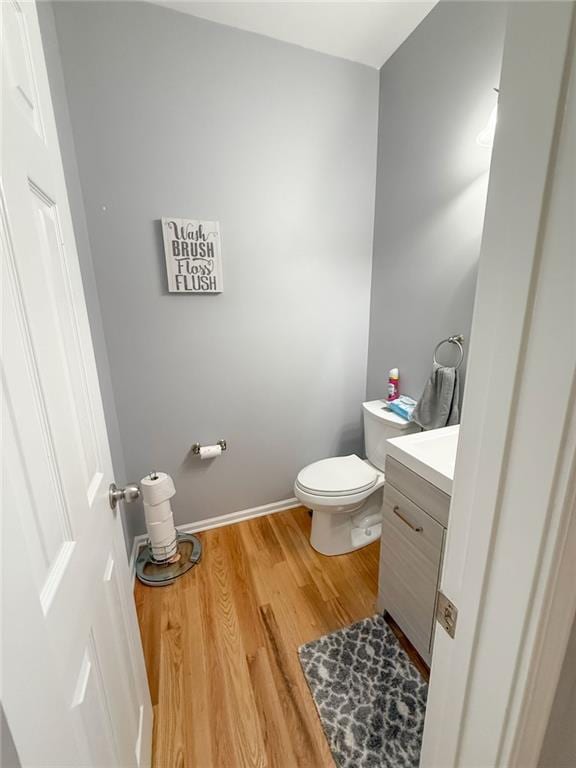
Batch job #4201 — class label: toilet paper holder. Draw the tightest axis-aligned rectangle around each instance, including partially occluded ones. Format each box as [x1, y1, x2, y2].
[192, 439, 227, 455]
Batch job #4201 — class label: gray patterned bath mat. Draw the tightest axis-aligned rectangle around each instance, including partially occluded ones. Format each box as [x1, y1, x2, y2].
[298, 614, 428, 768]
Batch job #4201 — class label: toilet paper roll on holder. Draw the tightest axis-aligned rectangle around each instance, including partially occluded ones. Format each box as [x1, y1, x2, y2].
[192, 439, 227, 455]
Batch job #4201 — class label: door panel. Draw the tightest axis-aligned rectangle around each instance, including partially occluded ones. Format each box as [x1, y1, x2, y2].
[3, 0, 44, 136]
[1, 2, 152, 765]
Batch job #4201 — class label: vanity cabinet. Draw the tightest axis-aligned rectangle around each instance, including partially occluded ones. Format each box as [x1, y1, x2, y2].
[377, 456, 451, 664]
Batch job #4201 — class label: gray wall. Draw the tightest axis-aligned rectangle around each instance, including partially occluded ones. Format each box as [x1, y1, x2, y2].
[539, 614, 576, 767]
[1, 706, 20, 768]
[366, 1, 507, 401]
[48, 1, 378, 532]
[38, 3, 132, 550]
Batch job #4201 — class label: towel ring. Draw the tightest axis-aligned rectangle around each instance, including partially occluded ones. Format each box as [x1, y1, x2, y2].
[433, 335, 464, 369]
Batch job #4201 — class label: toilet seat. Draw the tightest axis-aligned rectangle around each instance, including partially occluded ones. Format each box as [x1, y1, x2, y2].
[295, 455, 378, 498]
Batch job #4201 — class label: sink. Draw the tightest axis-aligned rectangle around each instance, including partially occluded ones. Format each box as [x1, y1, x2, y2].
[386, 425, 459, 494]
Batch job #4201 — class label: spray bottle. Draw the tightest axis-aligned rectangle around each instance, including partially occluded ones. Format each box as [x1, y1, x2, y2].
[387, 368, 400, 401]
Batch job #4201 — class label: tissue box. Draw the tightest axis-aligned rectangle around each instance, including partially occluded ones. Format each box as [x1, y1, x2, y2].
[386, 395, 417, 422]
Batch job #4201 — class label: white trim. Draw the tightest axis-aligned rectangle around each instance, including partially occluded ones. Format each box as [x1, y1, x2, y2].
[508, 391, 576, 765]
[129, 497, 300, 577]
[421, 5, 576, 765]
[129, 535, 143, 583]
[177, 496, 301, 534]
[134, 704, 145, 766]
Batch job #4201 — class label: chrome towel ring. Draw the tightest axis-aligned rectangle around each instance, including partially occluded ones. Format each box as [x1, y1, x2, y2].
[433, 334, 464, 369]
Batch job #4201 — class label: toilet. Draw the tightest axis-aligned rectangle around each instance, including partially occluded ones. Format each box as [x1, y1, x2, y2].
[294, 400, 420, 556]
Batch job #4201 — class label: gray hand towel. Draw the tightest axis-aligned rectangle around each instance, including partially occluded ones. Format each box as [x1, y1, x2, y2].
[412, 363, 460, 431]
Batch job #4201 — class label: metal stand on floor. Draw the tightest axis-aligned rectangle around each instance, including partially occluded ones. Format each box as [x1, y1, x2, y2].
[135, 532, 202, 587]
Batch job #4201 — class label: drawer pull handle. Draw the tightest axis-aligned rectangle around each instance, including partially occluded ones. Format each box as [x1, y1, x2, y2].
[393, 505, 423, 532]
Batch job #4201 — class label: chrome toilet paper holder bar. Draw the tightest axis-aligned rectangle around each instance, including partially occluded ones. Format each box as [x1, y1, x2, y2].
[192, 439, 227, 455]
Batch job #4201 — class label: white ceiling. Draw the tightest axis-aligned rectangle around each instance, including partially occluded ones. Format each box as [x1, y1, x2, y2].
[153, 2, 437, 69]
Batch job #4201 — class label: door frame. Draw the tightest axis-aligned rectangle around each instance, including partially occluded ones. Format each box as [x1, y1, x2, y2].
[421, 3, 576, 765]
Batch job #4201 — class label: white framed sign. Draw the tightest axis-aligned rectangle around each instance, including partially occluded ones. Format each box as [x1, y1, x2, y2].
[161, 217, 223, 293]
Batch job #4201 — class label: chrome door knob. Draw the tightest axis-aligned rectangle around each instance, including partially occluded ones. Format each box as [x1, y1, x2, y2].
[109, 482, 141, 510]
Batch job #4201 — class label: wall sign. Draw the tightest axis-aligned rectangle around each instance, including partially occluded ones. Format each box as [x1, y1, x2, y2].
[161, 217, 223, 293]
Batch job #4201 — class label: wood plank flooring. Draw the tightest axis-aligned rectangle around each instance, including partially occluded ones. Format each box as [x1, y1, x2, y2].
[135, 506, 426, 768]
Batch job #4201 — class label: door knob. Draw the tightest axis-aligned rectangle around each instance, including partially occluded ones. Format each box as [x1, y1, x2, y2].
[109, 482, 141, 510]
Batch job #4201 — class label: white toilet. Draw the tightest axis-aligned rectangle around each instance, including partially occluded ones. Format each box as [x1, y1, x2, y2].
[294, 400, 420, 556]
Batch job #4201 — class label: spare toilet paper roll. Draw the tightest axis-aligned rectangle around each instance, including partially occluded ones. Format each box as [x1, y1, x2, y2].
[148, 517, 176, 543]
[144, 499, 173, 526]
[140, 472, 176, 505]
[148, 518, 178, 560]
[199, 444, 222, 460]
[151, 539, 178, 561]
[151, 537, 178, 561]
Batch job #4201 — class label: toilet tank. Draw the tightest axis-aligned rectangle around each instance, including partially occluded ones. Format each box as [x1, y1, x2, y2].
[362, 400, 421, 472]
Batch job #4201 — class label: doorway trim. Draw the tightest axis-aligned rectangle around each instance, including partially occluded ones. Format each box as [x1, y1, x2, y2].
[421, 3, 576, 765]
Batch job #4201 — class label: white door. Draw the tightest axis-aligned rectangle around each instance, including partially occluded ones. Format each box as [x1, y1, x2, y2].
[421, 3, 575, 766]
[1, 2, 152, 766]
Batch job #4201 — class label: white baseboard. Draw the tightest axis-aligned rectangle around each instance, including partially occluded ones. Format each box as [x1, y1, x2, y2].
[129, 496, 300, 578]
[129, 535, 145, 583]
[178, 496, 301, 535]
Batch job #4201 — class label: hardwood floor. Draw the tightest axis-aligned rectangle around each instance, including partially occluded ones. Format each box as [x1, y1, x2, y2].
[135, 506, 426, 768]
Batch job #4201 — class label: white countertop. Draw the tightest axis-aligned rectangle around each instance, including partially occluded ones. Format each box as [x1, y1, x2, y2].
[386, 425, 459, 495]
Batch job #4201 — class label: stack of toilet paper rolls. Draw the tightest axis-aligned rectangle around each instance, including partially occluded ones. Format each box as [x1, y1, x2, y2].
[140, 472, 178, 562]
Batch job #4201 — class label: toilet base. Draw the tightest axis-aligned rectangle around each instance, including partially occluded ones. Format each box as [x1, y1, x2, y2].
[309, 488, 383, 556]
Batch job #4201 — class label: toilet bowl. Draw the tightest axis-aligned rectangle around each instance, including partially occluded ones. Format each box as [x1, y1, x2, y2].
[295, 455, 385, 555]
[295, 400, 420, 556]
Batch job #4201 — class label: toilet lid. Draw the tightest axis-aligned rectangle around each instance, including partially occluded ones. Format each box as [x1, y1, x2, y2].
[296, 455, 378, 497]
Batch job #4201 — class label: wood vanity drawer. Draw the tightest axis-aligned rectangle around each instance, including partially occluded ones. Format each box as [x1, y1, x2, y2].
[385, 455, 451, 527]
[378, 483, 444, 662]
